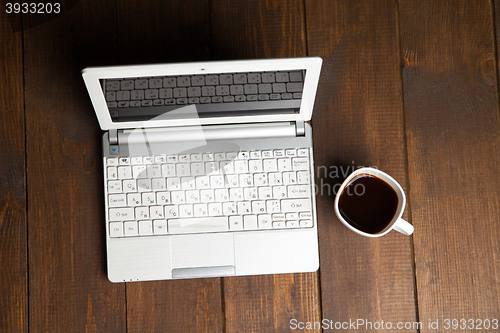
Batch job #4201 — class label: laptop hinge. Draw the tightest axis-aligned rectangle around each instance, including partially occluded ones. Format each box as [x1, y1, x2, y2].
[109, 129, 118, 145]
[295, 120, 305, 137]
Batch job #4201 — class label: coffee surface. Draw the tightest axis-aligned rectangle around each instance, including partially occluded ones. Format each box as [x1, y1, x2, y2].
[338, 174, 398, 234]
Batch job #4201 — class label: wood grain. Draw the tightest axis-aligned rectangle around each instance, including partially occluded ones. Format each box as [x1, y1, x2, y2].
[210, 0, 307, 61]
[23, 2, 126, 332]
[116, 0, 211, 65]
[115, 1, 225, 332]
[0, 10, 27, 333]
[400, 0, 500, 329]
[210, 1, 321, 332]
[306, 0, 417, 331]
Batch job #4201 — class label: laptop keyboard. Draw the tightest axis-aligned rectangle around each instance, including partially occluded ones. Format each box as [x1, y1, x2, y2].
[105, 148, 314, 237]
[103, 71, 304, 109]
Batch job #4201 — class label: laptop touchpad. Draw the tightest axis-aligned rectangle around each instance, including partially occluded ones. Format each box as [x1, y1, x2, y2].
[170, 233, 235, 278]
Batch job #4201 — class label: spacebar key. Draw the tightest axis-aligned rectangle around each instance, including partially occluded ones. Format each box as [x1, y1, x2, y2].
[168, 217, 229, 234]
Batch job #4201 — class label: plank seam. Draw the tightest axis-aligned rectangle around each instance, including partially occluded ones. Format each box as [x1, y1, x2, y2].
[20, 10, 29, 333]
[490, 0, 500, 119]
[394, 1, 420, 331]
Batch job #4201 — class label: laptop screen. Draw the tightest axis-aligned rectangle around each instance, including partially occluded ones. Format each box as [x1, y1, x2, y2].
[100, 70, 305, 122]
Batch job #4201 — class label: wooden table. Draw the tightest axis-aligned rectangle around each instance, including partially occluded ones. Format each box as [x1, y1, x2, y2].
[1, 1, 499, 332]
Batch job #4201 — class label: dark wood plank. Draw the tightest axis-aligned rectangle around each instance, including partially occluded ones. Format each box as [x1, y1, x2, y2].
[400, 0, 500, 328]
[210, 1, 322, 332]
[114, 2, 225, 332]
[116, 0, 210, 65]
[306, 0, 418, 331]
[24, 2, 127, 332]
[210, 0, 307, 60]
[0, 11, 27, 333]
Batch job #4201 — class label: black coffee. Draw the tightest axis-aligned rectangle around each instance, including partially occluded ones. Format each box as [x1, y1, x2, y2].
[338, 174, 398, 234]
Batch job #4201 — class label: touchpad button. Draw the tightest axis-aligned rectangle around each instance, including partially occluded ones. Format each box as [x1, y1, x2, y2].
[170, 233, 235, 269]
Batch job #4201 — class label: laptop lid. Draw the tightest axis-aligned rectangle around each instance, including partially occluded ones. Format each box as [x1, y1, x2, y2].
[82, 57, 322, 131]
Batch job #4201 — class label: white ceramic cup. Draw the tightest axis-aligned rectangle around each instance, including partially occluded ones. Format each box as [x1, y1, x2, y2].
[334, 167, 414, 237]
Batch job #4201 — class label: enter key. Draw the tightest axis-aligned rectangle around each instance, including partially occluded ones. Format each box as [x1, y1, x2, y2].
[287, 185, 311, 198]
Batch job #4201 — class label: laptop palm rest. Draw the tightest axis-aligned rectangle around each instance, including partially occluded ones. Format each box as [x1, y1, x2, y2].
[170, 233, 235, 278]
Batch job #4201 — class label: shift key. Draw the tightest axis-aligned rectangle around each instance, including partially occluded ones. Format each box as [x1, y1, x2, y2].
[281, 199, 311, 212]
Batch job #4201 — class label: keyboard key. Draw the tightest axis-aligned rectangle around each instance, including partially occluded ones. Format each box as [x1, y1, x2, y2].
[124, 222, 138, 236]
[137, 179, 152, 192]
[191, 76, 205, 86]
[261, 73, 275, 83]
[273, 221, 286, 228]
[297, 171, 310, 184]
[135, 79, 148, 89]
[107, 167, 117, 180]
[109, 222, 123, 237]
[205, 75, 219, 85]
[272, 83, 286, 93]
[293, 92, 302, 99]
[238, 201, 251, 214]
[235, 95, 246, 101]
[243, 215, 258, 229]
[263, 159, 278, 172]
[109, 208, 134, 221]
[109, 194, 127, 207]
[179, 205, 194, 218]
[272, 185, 287, 199]
[219, 74, 233, 85]
[106, 81, 120, 91]
[292, 157, 309, 170]
[258, 94, 270, 101]
[300, 220, 312, 227]
[287, 82, 302, 92]
[108, 180, 122, 193]
[287, 185, 311, 198]
[177, 77, 191, 87]
[289, 71, 302, 82]
[252, 201, 266, 214]
[194, 203, 208, 217]
[266, 200, 281, 213]
[208, 203, 222, 216]
[258, 187, 273, 199]
[118, 101, 129, 108]
[107, 157, 119, 166]
[106, 91, 116, 101]
[233, 73, 247, 84]
[258, 83, 272, 94]
[127, 193, 141, 206]
[168, 216, 228, 234]
[276, 72, 289, 82]
[130, 90, 144, 100]
[164, 205, 178, 218]
[247, 73, 261, 83]
[278, 158, 292, 171]
[156, 191, 171, 205]
[142, 193, 155, 205]
[230, 85, 244, 95]
[272, 213, 285, 221]
[258, 214, 272, 229]
[229, 216, 243, 230]
[244, 84, 258, 94]
[139, 221, 153, 235]
[216, 85, 230, 96]
[281, 199, 312, 212]
[299, 212, 312, 219]
[287, 221, 300, 228]
[163, 77, 176, 88]
[118, 166, 132, 179]
[121, 80, 134, 90]
[145, 89, 158, 99]
[153, 220, 168, 234]
[135, 207, 149, 219]
[149, 78, 162, 88]
[286, 212, 298, 220]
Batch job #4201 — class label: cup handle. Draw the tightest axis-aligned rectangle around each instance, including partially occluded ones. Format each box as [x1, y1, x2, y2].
[392, 218, 414, 235]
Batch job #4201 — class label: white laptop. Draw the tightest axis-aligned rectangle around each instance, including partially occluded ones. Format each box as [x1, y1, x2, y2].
[82, 57, 322, 282]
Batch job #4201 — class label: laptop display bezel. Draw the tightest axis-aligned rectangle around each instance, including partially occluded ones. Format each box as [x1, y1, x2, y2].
[82, 57, 322, 131]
